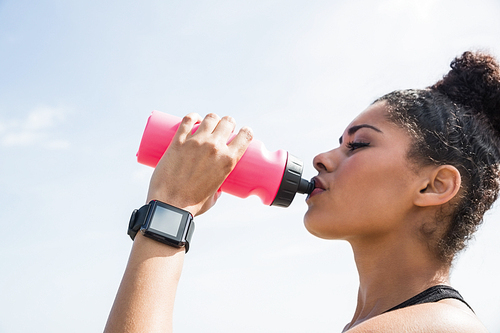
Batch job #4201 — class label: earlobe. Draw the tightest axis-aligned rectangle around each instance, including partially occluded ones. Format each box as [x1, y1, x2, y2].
[414, 165, 461, 207]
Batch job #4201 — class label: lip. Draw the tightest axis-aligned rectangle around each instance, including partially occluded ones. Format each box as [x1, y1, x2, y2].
[306, 177, 326, 200]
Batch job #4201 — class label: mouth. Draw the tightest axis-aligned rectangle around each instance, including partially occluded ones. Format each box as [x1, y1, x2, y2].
[307, 177, 326, 200]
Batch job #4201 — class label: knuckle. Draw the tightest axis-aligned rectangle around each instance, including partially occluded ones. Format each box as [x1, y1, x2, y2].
[227, 153, 239, 166]
[209, 142, 221, 155]
[221, 155, 237, 171]
[197, 139, 219, 154]
[221, 115, 236, 124]
[240, 126, 254, 141]
[182, 113, 199, 124]
[205, 113, 220, 121]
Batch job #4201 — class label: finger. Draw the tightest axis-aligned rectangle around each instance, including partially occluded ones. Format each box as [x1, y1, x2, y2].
[174, 113, 203, 142]
[195, 113, 220, 136]
[228, 126, 253, 158]
[212, 116, 236, 141]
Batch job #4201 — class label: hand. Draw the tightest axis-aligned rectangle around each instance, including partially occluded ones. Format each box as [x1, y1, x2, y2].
[146, 113, 253, 216]
[196, 188, 222, 215]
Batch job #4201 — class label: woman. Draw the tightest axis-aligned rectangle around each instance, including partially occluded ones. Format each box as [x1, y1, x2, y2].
[105, 51, 500, 332]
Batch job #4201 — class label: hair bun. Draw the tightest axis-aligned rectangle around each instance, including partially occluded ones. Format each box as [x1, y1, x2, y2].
[431, 51, 500, 133]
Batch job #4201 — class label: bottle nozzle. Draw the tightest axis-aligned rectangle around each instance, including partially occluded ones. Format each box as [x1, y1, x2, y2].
[297, 178, 314, 195]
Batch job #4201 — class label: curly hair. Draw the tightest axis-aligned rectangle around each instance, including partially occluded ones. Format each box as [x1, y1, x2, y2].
[375, 51, 500, 263]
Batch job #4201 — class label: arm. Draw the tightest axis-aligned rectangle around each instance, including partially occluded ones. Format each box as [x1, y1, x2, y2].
[104, 113, 253, 333]
[104, 233, 185, 333]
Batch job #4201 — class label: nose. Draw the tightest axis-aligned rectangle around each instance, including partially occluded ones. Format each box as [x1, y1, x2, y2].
[313, 149, 337, 173]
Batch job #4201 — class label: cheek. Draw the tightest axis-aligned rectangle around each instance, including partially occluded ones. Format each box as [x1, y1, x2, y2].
[348, 157, 414, 207]
[355, 165, 418, 236]
[304, 156, 415, 238]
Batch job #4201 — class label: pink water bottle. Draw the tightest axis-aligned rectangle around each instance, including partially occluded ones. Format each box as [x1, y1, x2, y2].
[137, 111, 313, 207]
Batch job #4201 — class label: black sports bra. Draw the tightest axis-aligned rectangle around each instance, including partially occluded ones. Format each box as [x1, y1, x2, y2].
[384, 285, 473, 313]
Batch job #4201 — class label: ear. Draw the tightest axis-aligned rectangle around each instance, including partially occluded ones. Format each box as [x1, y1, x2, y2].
[414, 165, 461, 207]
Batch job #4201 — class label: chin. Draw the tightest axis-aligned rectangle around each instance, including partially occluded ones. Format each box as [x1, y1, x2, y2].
[304, 215, 330, 239]
[303, 210, 345, 240]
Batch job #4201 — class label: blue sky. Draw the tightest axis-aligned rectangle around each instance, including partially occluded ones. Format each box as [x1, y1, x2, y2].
[1, 0, 500, 332]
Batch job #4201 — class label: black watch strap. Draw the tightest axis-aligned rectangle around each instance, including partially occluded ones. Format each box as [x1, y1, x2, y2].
[128, 204, 150, 240]
[183, 221, 195, 253]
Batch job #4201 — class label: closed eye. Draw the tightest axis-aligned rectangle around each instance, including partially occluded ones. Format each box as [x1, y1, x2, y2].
[346, 141, 370, 152]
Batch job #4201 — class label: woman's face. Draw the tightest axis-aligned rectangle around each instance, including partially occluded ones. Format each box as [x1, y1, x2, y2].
[304, 102, 423, 241]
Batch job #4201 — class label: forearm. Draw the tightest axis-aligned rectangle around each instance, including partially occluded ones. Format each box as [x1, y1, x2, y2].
[104, 233, 185, 333]
[105, 113, 252, 332]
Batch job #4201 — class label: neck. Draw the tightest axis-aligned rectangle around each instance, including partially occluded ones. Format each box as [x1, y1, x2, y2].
[344, 233, 450, 331]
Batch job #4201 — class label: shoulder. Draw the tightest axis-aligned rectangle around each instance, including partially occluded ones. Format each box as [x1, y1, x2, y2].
[346, 300, 488, 333]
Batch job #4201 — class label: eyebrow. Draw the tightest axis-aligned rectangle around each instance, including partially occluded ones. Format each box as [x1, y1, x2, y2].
[339, 124, 383, 144]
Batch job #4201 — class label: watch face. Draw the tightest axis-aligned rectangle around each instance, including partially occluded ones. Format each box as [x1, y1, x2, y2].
[149, 205, 184, 238]
[142, 201, 192, 247]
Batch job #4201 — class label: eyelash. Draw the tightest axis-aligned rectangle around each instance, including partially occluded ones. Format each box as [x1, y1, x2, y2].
[346, 141, 370, 151]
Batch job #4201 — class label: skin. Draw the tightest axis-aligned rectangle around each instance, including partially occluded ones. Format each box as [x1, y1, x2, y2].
[306, 101, 487, 332]
[105, 104, 488, 332]
[104, 113, 253, 333]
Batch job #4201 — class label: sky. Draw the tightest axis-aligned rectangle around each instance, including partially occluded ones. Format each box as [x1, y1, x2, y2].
[1, 0, 500, 332]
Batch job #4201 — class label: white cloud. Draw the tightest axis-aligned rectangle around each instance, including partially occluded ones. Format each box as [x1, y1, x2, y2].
[1, 130, 43, 147]
[0, 106, 70, 149]
[25, 106, 66, 131]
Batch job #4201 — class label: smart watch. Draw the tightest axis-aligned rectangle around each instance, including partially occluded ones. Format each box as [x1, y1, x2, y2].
[128, 200, 195, 253]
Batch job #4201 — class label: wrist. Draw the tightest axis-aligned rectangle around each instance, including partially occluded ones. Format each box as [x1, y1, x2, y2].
[146, 193, 201, 216]
[133, 232, 186, 256]
[128, 200, 195, 253]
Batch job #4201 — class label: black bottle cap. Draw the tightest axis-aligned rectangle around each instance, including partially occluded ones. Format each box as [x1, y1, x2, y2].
[271, 153, 313, 207]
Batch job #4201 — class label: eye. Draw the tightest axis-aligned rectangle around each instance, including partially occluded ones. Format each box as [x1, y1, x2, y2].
[346, 141, 370, 152]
